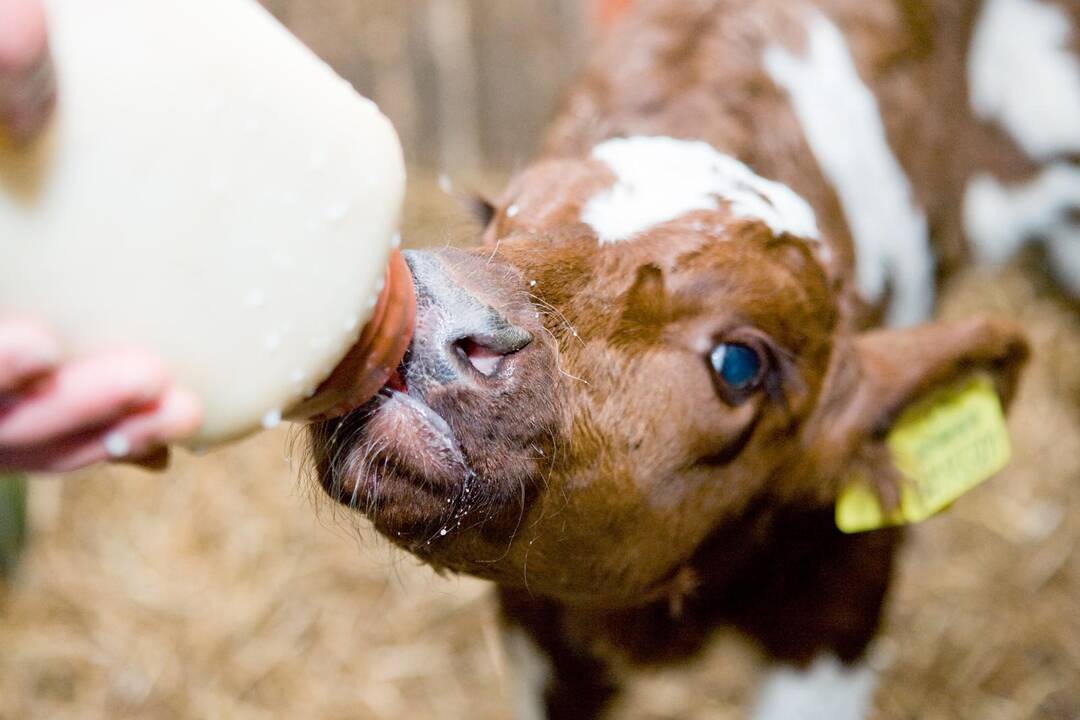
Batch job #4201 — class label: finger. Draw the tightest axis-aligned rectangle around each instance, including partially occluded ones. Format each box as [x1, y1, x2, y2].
[0, 317, 60, 391]
[97, 386, 202, 461]
[0, 0, 56, 145]
[0, 55, 55, 144]
[0, 350, 168, 446]
[0, 386, 201, 473]
[0, 0, 47, 69]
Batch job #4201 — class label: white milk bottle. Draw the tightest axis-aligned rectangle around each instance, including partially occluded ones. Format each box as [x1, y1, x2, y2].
[0, 0, 414, 447]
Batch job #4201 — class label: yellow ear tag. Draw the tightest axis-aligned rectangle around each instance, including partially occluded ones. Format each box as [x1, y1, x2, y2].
[835, 374, 1011, 534]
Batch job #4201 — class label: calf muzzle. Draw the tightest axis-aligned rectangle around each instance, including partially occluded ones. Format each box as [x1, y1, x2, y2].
[402, 249, 533, 389]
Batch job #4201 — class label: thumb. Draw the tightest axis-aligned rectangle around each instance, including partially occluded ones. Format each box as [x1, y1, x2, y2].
[0, 0, 56, 146]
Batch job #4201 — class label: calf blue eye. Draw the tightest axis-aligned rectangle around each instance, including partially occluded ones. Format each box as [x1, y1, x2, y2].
[710, 343, 762, 390]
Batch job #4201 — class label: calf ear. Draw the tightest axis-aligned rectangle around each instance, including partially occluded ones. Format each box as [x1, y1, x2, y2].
[799, 315, 1029, 507]
[465, 194, 496, 229]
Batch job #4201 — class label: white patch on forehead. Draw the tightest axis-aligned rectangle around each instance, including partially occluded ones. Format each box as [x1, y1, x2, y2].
[752, 655, 876, 720]
[965, 163, 1080, 296]
[764, 12, 933, 327]
[969, 0, 1080, 161]
[581, 136, 821, 244]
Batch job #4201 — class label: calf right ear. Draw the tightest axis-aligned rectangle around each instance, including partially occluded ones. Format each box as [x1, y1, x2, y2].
[795, 315, 1029, 508]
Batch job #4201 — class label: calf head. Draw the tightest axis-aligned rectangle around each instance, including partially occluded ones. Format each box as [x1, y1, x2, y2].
[310, 137, 1028, 608]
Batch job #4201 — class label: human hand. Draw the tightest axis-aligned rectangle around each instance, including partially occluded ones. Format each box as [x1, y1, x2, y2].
[0, 1, 408, 467]
[0, 0, 56, 145]
[0, 319, 203, 473]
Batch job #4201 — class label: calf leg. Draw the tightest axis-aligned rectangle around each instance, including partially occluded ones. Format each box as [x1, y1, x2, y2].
[499, 589, 621, 720]
[752, 654, 877, 720]
[727, 514, 902, 720]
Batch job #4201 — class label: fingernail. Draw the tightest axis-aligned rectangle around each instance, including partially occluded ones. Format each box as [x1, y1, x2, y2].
[156, 388, 203, 439]
[121, 363, 169, 406]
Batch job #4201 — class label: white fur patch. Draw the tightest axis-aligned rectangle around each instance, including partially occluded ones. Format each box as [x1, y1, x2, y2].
[764, 12, 934, 327]
[581, 136, 821, 244]
[965, 163, 1080, 295]
[1045, 226, 1080, 298]
[502, 628, 553, 720]
[753, 656, 876, 720]
[969, 0, 1080, 160]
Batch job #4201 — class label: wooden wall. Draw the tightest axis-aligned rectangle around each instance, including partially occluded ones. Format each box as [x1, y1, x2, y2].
[261, 0, 588, 173]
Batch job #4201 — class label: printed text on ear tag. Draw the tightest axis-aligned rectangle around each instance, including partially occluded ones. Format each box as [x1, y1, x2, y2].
[835, 374, 1011, 534]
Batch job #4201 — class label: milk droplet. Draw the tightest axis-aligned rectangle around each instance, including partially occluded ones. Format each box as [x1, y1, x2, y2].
[529, 280, 537, 287]
[367, 294, 378, 310]
[391, 232, 402, 249]
[262, 410, 283, 429]
[506, 204, 520, 218]
[265, 333, 282, 351]
[344, 315, 359, 333]
[104, 433, 130, 458]
[439, 529, 448, 536]
[244, 289, 265, 308]
[290, 368, 306, 383]
[438, 174, 453, 194]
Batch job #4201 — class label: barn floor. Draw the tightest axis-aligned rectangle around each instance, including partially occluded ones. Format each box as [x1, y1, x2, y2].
[1, 175, 1078, 720]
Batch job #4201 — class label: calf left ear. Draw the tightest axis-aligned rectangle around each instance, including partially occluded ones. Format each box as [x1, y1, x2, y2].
[798, 315, 1029, 506]
[465, 194, 496, 229]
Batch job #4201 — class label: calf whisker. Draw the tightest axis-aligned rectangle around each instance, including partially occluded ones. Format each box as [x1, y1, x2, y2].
[527, 292, 585, 347]
[539, 324, 590, 386]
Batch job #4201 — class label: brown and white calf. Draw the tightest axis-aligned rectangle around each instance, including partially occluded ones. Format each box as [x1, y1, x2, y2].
[311, 0, 1079, 717]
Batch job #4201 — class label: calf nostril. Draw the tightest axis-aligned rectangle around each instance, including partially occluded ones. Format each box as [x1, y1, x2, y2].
[452, 329, 532, 378]
[454, 338, 503, 377]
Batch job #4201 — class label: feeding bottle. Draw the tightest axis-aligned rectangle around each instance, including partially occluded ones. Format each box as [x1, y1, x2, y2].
[0, 0, 415, 447]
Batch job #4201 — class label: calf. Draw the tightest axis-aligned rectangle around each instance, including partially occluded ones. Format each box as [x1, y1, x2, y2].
[311, 0, 1079, 717]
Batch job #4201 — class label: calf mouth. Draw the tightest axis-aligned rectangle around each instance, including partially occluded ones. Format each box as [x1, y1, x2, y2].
[313, 354, 485, 545]
[311, 246, 559, 553]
